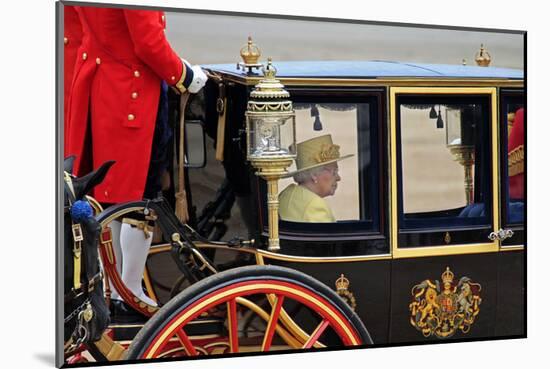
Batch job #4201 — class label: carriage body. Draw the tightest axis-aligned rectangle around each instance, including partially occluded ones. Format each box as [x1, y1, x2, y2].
[165, 60, 525, 344]
[71, 59, 525, 364]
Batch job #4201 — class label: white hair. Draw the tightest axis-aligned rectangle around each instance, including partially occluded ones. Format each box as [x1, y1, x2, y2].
[293, 166, 326, 184]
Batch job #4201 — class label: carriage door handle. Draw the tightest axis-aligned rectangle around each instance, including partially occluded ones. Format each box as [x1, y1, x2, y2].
[488, 228, 514, 241]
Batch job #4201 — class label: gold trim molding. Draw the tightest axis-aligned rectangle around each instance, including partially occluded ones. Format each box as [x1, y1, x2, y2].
[204, 71, 523, 89]
[389, 87, 500, 259]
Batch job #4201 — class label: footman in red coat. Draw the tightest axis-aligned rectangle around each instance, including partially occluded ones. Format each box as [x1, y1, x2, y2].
[65, 6, 207, 309]
[508, 108, 524, 200]
[63, 5, 82, 155]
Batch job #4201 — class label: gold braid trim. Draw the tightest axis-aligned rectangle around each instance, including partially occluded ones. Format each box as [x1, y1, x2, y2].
[508, 145, 524, 177]
[175, 62, 188, 94]
[507, 113, 516, 139]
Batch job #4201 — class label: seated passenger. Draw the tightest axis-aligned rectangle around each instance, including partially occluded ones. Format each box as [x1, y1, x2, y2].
[279, 134, 353, 222]
[508, 108, 524, 200]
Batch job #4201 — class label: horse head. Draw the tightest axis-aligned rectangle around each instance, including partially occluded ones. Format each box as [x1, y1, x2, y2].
[64, 157, 114, 347]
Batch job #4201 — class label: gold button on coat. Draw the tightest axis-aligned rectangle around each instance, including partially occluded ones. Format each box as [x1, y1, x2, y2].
[96, 57, 101, 65]
[171, 76, 176, 81]
[64, 37, 68, 45]
[161, 15, 165, 22]
[134, 70, 140, 77]
[128, 114, 135, 121]
[131, 92, 138, 99]
[82, 52, 88, 60]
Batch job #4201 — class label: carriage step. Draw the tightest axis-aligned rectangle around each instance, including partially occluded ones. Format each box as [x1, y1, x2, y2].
[109, 318, 226, 342]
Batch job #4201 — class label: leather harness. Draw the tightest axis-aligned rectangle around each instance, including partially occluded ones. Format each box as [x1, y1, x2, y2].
[63, 171, 102, 303]
[64, 171, 104, 349]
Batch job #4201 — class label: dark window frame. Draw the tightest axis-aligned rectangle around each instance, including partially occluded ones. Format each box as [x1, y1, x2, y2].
[257, 87, 388, 246]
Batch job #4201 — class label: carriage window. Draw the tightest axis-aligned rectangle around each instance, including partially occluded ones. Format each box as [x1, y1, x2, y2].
[397, 94, 493, 247]
[279, 103, 361, 222]
[503, 98, 525, 225]
[500, 91, 525, 246]
[276, 96, 382, 236]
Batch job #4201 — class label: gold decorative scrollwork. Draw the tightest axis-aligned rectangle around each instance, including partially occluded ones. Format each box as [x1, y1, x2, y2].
[335, 274, 357, 311]
[247, 101, 293, 112]
[409, 267, 482, 339]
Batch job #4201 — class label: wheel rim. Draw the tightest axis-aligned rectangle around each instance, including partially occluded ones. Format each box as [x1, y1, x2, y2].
[139, 279, 363, 358]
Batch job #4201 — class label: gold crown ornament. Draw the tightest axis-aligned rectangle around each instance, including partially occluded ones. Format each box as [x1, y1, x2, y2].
[240, 36, 261, 64]
[475, 44, 492, 67]
[238, 36, 263, 73]
[441, 267, 455, 284]
[334, 274, 356, 311]
[335, 274, 350, 291]
[248, 58, 290, 100]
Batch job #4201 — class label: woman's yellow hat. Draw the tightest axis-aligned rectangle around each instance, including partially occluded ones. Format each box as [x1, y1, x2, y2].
[283, 134, 353, 178]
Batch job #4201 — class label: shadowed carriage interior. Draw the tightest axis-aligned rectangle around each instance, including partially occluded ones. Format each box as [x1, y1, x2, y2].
[63, 158, 371, 362]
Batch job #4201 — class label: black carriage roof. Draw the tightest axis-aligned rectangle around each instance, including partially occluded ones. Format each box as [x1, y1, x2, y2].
[203, 60, 523, 80]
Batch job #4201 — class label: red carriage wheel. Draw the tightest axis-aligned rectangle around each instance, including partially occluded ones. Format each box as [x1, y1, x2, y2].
[126, 265, 372, 360]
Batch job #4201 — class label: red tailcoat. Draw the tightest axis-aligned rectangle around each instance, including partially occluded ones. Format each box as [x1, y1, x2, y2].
[508, 108, 525, 200]
[66, 7, 188, 203]
[63, 6, 83, 155]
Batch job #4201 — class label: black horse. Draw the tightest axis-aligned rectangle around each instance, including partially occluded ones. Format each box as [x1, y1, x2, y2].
[63, 157, 113, 353]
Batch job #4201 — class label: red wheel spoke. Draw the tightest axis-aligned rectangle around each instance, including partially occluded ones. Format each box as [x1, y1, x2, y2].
[303, 320, 330, 349]
[175, 329, 198, 356]
[227, 298, 239, 353]
[261, 295, 285, 351]
[133, 272, 366, 360]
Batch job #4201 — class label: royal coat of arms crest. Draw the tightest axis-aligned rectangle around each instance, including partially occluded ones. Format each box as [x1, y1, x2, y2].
[409, 267, 482, 339]
[335, 274, 357, 311]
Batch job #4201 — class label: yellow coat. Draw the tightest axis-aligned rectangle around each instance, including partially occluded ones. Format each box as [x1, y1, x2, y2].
[279, 184, 336, 223]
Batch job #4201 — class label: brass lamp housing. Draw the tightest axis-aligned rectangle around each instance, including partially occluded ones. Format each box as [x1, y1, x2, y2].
[447, 144, 475, 205]
[445, 107, 475, 205]
[245, 59, 297, 252]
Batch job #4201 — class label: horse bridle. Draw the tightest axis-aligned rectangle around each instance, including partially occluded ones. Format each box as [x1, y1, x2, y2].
[63, 171, 102, 349]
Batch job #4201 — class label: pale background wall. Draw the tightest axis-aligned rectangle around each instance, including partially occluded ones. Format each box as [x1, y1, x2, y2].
[163, 11, 523, 222]
[164, 12, 523, 68]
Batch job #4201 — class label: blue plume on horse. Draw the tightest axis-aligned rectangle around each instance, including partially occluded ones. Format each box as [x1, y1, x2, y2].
[71, 200, 94, 222]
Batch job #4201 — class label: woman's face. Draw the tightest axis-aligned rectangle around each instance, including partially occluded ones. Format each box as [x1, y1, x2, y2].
[315, 163, 341, 197]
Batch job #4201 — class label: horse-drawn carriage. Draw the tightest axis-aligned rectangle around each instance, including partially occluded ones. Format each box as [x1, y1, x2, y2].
[62, 41, 525, 365]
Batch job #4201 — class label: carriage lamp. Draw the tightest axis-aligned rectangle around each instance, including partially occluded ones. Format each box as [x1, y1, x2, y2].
[246, 58, 296, 252]
[446, 107, 475, 205]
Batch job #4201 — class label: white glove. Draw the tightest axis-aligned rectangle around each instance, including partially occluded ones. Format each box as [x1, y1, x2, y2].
[188, 65, 208, 94]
